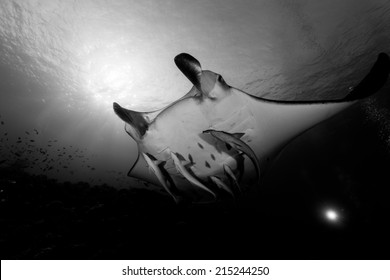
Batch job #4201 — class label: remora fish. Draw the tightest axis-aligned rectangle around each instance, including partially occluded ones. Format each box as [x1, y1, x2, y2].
[142, 152, 182, 203]
[202, 129, 261, 183]
[114, 52, 390, 203]
[170, 151, 217, 199]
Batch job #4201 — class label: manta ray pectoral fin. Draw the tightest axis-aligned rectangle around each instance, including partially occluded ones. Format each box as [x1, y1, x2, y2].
[344, 53, 390, 101]
[210, 176, 235, 198]
[170, 151, 217, 199]
[113, 102, 149, 141]
[253, 53, 389, 105]
[223, 164, 242, 193]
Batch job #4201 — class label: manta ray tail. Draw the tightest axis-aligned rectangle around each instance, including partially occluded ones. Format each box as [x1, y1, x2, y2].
[344, 53, 390, 101]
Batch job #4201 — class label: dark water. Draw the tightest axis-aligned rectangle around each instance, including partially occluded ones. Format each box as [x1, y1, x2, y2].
[2, 105, 390, 260]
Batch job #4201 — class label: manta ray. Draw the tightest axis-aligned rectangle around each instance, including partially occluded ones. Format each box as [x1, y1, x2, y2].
[114, 52, 390, 203]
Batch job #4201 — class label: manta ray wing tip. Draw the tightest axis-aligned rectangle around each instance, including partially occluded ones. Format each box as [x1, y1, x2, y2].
[346, 52, 390, 100]
[378, 52, 390, 63]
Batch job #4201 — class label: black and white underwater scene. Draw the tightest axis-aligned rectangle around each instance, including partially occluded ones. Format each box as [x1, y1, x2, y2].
[1, 0, 390, 260]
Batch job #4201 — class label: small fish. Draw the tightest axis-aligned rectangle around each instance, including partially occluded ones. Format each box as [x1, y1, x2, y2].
[210, 176, 235, 197]
[223, 164, 242, 193]
[142, 152, 183, 203]
[203, 129, 261, 183]
[170, 151, 216, 199]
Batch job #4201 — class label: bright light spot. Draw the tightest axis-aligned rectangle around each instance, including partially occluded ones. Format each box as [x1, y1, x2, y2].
[82, 47, 135, 108]
[325, 209, 339, 222]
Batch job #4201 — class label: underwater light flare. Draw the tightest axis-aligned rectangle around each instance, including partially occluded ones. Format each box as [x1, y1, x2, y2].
[325, 209, 339, 222]
[82, 46, 136, 109]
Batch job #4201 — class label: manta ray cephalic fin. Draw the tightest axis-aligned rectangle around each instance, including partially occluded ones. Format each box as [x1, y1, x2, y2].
[142, 153, 182, 204]
[113, 102, 151, 141]
[174, 53, 202, 90]
[170, 151, 217, 199]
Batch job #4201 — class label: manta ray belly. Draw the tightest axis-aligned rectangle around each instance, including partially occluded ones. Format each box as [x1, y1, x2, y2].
[137, 95, 256, 200]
